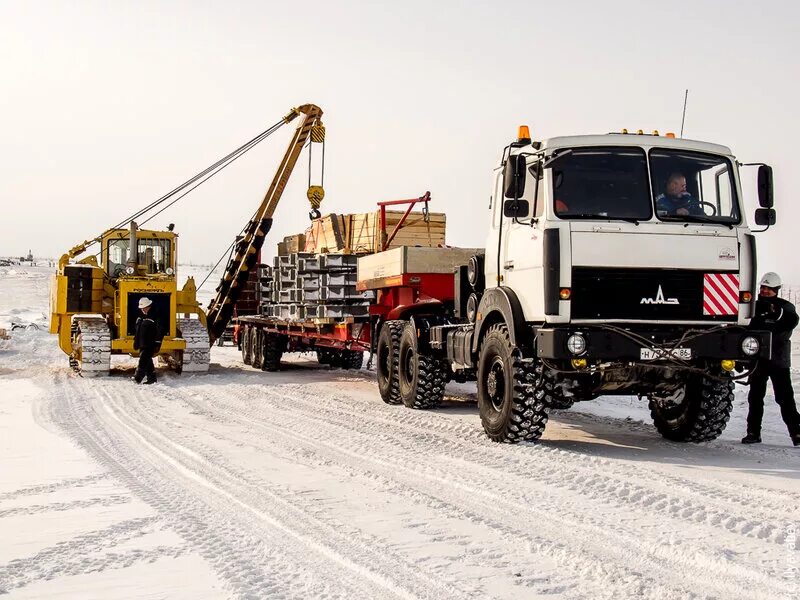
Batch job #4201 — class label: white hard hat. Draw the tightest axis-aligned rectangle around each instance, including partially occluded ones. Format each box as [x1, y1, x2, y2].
[759, 272, 782, 288]
[138, 297, 153, 309]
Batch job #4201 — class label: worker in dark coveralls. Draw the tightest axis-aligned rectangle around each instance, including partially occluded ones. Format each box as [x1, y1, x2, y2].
[133, 297, 159, 384]
[743, 272, 800, 445]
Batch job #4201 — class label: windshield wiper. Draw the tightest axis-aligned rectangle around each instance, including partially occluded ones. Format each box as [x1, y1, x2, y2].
[658, 214, 734, 229]
[562, 213, 641, 224]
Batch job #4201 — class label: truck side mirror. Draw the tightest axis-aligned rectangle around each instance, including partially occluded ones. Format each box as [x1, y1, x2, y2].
[757, 165, 774, 208]
[503, 199, 530, 218]
[503, 154, 526, 199]
[754, 208, 776, 226]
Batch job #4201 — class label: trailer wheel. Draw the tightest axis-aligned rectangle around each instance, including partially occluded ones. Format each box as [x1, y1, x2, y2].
[341, 350, 364, 371]
[251, 328, 264, 370]
[377, 320, 404, 405]
[398, 322, 446, 409]
[477, 323, 548, 443]
[262, 333, 284, 372]
[316, 348, 333, 366]
[241, 325, 253, 365]
[648, 369, 733, 442]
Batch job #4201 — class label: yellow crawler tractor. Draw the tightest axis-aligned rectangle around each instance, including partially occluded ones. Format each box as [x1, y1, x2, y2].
[50, 221, 209, 376]
[50, 102, 325, 376]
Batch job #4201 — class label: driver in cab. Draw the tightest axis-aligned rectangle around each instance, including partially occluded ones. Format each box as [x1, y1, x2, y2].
[656, 173, 702, 217]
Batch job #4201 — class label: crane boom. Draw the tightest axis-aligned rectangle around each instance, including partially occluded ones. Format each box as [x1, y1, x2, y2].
[206, 103, 324, 343]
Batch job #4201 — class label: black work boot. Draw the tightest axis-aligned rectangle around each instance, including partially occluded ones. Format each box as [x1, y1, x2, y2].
[143, 377, 157, 385]
[791, 434, 800, 447]
[741, 434, 762, 444]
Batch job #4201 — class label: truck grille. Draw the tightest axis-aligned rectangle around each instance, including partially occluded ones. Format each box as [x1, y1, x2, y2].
[570, 267, 737, 321]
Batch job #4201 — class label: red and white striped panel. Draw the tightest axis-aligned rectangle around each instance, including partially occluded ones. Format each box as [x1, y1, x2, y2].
[703, 273, 739, 316]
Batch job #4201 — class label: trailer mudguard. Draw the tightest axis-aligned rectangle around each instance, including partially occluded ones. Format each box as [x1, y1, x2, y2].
[471, 286, 531, 355]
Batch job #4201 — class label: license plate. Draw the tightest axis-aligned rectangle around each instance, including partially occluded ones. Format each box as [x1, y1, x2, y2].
[640, 347, 692, 360]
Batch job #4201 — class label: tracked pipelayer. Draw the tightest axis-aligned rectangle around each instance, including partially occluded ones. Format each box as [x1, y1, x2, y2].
[50, 103, 326, 375]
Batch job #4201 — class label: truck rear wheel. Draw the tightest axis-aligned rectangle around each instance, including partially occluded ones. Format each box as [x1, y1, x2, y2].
[262, 333, 284, 372]
[377, 320, 404, 405]
[251, 328, 264, 370]
[648, 370, 734, 442]
[398, 322, 446, 409]
[241, 325, 253, 365]
[477, 323, 548, 443]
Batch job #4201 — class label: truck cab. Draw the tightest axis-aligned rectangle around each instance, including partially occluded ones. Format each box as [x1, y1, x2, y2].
[486, 132, 761, 327]
[435, 129, 775, 443]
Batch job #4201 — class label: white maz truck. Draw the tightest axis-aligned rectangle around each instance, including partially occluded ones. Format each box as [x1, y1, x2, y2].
[365, 128, 776, 443]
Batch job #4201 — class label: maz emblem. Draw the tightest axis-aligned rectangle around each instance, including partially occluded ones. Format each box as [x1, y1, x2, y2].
[640, 285, 679, 305]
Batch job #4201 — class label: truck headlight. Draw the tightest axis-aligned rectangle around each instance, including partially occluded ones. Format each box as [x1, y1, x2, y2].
[566, 333, 586, 355]
[125, 266, 135, 275]
[741, 336, 760, 356]
[166, 267, 175, 275]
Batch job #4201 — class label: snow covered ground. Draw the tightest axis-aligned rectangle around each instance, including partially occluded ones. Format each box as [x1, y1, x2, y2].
[1, 265, 798, 599]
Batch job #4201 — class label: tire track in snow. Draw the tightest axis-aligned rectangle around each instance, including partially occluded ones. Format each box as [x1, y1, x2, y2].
[167, 380, 792, 600]
[52, 374, 469, 600]
[0, 516, 160, 593]
[0, 473, 110, 502]
[0, 494, 130, 518]
[206, 380, 794, 544]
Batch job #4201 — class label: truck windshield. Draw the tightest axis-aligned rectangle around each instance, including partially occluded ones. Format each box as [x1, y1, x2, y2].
[650, 149, 740, 224]
[552, 147, 652, 221]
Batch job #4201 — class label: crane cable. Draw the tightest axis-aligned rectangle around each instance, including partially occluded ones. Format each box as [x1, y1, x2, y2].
[81, 117, 288, 251]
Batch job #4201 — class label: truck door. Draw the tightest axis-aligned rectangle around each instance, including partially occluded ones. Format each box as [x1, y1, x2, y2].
[501, 162, 545, 320]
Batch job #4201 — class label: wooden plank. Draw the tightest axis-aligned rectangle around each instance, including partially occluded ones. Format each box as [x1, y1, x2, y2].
[357, 246, 481, 282]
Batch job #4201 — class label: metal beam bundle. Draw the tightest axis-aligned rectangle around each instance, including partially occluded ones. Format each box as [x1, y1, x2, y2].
[260, 252, 373, 322]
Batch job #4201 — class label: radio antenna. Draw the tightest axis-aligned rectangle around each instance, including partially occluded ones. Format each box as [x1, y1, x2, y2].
[680, 89, 689, 137]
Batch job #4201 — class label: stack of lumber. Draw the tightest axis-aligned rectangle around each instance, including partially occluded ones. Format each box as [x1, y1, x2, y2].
[303, 210, 446, 254]
[276, 233, 307, 256]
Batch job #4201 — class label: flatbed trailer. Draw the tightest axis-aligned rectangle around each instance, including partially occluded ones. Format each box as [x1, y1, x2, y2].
[235, 313, 371, 371]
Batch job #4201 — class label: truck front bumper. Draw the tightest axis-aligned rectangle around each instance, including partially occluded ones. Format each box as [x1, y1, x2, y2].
[536, 326, 772, 362]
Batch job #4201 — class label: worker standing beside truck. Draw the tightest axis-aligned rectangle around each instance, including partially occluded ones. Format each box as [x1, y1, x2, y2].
[133, 297, 160, 384]
[743, 272, 800, 446]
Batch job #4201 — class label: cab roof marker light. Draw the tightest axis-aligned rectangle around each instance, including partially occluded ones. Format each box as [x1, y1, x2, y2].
[517, 125, 531, 143]
[637, 129, 644, 135]
[665, 132, 676, 138]
[652, 130, 659, 136]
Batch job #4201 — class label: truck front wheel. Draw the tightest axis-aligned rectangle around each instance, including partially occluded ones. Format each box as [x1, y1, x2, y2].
[648, 370, 734, 442]
[398, 322, 446, 409]
[477, 323, 548, 443]
[377, 320, 404, 405]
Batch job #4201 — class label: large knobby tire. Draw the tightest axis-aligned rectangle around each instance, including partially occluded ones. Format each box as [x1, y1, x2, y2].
[648, 370, 734, 442]
[241, 325, 253, 366]
[251, 328, 264, 370]
[477, 323, 549, 443]
[262, 333, 284, 372]
[340, 350, 364, 371]
[377, 320, 404, 405]
[398, 322, 446, 409]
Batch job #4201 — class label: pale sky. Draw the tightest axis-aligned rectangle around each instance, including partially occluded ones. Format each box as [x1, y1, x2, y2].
[2, 1, 797, 283]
